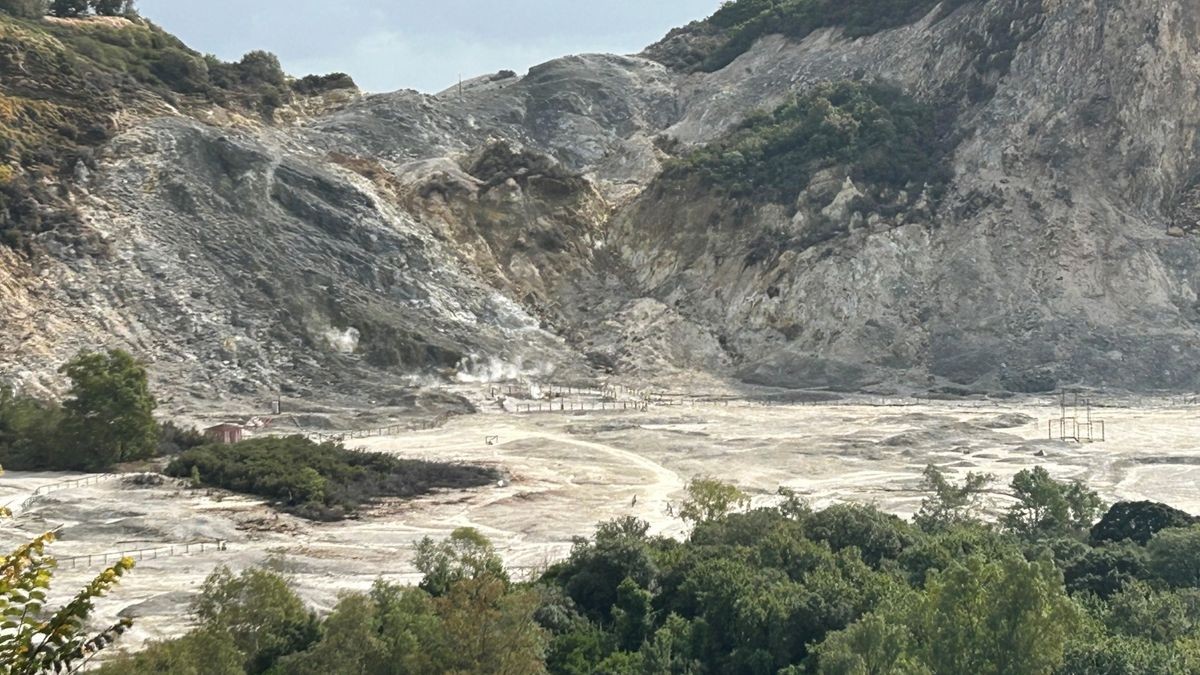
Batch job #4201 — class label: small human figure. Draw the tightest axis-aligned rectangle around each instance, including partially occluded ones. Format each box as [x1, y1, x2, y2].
[666, 501, 674, 517]
[631, 494, 638, 507]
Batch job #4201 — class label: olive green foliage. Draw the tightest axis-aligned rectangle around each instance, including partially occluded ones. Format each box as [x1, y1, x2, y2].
[1146, 525, 1200, 588]
[0, 349, 158, 471]
[165, 435, 498, 520]
[914, 463, 994, 532]
[93, 628, 242, 675]
[1090, 500, 1198, 545]
[157, 420, 207, 455]
[1002, 466, 1105, 540]
[678, 476, 750, 524]
[909, 555, 1078, 674]
[58, 348, 158, 469]
[414, 526, 509, 596]
[677, 0, 973, 73]
[47, 0, 85, 16]
[662, 81, 952, 204]
[0, 386, 64, 469]
[291, 72, 357, 96]
[190, 566, 320, 674]
[89, 0, 133, 16]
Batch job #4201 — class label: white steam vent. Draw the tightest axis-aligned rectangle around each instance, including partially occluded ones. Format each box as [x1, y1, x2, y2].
[323, 327, 361, 354]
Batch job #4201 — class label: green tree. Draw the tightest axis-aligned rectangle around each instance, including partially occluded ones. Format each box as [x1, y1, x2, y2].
[0, 386, 64, 470]
[1002, 467, 1104, 540]
[414, 527, 508, 597]
[431, 575, 549, 674]
[94, 628, 242, 675]
[58, 349, 158, 470]
[1146, 525, 1200, 588]
[1061, 633, 1198, 675]
[553, 517, 658, 623]
[612, 577, 653, 652]
[914, 464, 993, 532]
[1062, 542, 1149, 598]
[47, 0, 87, 16]
[1102, 581, 1200, 644]
[1090, 500, 1198, 545]
[814, 612, 929, 675]
[89, 0, 131, 15]
[192, 566, 319, 674]
[909, 555, 1079, 674]
[804, 503, 917, 567]
[272, 593, 388, 675]
[678, 477, 750, 524]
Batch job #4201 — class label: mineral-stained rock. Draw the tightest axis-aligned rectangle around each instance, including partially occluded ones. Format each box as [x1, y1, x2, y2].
[6, 0, 1200, 402]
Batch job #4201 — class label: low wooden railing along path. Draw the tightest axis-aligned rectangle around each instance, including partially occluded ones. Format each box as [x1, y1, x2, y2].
[57, 540, 229, 570]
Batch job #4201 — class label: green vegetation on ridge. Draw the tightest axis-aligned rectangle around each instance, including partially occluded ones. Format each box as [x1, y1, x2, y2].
[664, 0, 975, 72]
[662, 81, 953, 205]
[0, 10, 355, 252]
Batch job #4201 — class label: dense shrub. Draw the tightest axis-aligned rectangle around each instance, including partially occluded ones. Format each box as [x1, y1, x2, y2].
[47, 0, 86, 17]
[0, 387, 64, 469]
[165, 436, 498, 520]
[1091, 500, 1199, 546]
[662, 80, 952, 205]
[291, 72, 357, 96]
[157, 420, 206, 455]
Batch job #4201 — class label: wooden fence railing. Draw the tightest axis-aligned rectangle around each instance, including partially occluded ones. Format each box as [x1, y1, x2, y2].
[265, 414, 453, 443]
[31, 473, 120, 496]
[58, 540, 229, 570]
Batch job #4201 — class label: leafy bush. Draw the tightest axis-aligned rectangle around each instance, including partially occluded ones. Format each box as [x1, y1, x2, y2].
[157, 420, 206, 455]
[1146, 525, 1200, 588]
[291, 72, 357, 96]
[662, 80, 952, 205]
[165, 436, 498, 520]
[1091, 500, 1199, 546]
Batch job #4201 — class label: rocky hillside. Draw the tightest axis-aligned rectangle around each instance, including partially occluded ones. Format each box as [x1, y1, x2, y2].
[3, 0, 1200, 406]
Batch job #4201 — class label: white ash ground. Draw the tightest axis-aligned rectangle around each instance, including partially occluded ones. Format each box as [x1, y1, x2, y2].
[2, 397, 1198, 662]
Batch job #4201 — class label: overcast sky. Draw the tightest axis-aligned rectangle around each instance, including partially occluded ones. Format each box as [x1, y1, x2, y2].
[137, 1, 720, 94]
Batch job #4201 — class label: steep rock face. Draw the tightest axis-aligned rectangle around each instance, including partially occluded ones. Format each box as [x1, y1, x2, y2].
[613, 0, 1200, 391]
[5, 0, 1200, 399]
[2, 118, 583, 401]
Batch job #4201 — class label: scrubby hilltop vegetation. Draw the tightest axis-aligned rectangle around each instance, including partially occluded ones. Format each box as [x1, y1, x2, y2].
[88, 471, 1200, 674]
[662, 81, 953, 204]
[647, 0, 975, 72]
[0, 5, 355, 253]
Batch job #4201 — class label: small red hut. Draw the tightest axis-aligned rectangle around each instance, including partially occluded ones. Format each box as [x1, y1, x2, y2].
[203, 423, 244, 444]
